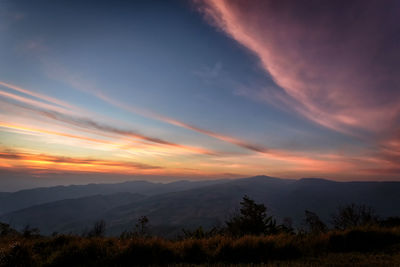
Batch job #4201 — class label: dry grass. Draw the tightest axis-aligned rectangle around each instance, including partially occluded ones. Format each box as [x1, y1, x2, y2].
[1, 227, 400, 266]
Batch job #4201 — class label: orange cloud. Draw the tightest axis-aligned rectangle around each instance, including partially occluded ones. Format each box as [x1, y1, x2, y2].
[0, 149, 252, 178]
[0, 150, 162, 174]
[3, 91, 395, 178]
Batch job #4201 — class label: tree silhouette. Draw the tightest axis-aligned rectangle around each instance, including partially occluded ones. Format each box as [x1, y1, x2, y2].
[135, 216, 150, 237]
[331, 203, 378, 230]
[226, 195, 276, 236]
[120, 216, 151, 238]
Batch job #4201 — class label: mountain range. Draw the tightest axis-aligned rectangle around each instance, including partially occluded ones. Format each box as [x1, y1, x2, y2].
[1, 176, 399, 236]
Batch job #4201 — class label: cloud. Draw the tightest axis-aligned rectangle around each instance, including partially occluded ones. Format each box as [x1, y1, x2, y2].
[0, 89, 218, 156]
[0, 122, 114, 145]
[0, 81, 75, 110]
[196, 0, 400, 135]
[0, 90, 72, 115]
[4, 83, 396, 177]
[0, 149, 162, 172]
[95, 92, 271, 153]
[194, 0, 400, 179]
[39, 109, 219, 155]
[35, 58, 277, 154]
[45, 68, 273, 154]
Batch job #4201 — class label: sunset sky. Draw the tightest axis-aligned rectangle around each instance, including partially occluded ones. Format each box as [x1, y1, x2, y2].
[1, 0, 399, 190]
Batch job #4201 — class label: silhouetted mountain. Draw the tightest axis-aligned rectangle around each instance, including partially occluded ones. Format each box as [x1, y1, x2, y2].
[1, 176, 400, 236]
[0, 179, 227, 214]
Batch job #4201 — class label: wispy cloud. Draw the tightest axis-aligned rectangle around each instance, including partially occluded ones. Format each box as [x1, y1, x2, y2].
[95, 92, 271, 153]
[0, 122, 114, 145]
[44, 66, 273, 154]
[0, 81, 75, 110]
[0, 90, 72, 115]
[3, 81, 396, 178]
[196, 0, 400, 135]
[0, 84, 218, 156]
[38, 108, 218, 155]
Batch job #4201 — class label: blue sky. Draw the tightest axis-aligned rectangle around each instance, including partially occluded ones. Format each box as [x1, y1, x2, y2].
[0, 0, 399, 190]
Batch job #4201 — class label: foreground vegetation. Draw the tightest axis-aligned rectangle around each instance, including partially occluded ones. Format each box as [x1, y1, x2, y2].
[1, 227, 400, 266]
[1, 196, 400, 266]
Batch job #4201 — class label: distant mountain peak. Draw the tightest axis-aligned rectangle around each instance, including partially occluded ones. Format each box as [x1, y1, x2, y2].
[298, 178, 336, 183]
[243, 175, 295, 182]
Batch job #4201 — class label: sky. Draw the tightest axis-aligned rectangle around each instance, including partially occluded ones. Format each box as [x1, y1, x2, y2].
[0, 0, 399, 190]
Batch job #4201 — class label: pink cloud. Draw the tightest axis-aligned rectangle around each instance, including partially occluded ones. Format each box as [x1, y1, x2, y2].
[196, 0, 400, 135]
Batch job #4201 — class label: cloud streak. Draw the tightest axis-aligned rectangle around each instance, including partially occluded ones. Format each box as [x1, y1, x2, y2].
[0, 90, 72, 115]
[0, 89, 218, 156]
[42, 62, 273, 154]
[4, 83, 395, 177]
[94, 92, 270, 153]
[0, 122, 114, 145]
[0, 81, 75, 110]
[1, 80, 266, 155]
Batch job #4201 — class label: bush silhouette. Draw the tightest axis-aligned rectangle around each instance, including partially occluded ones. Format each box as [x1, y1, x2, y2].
[0, 222, 19, 237]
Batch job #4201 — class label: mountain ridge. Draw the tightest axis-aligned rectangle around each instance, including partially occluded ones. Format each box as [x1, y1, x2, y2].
[1, 176, 399, 236]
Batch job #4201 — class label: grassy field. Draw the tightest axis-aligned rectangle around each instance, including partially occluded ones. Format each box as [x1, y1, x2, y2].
[1, 226, 400, 266]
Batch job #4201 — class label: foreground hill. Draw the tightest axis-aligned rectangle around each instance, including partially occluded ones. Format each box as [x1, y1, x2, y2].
[1, 176, 400, 236]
